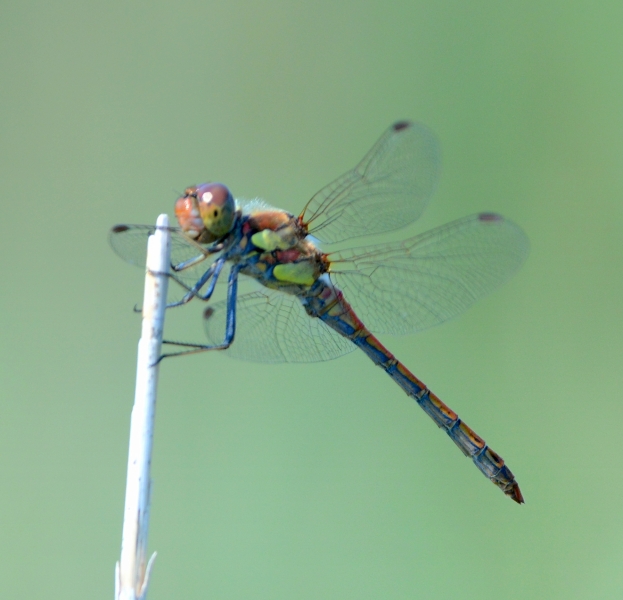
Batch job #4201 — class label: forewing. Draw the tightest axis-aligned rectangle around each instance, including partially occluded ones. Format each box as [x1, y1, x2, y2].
[109, 224, 219, 298]
[300, 121, 441, 244]
[204, 290, 356, 363]
[328, 214, 529, 335]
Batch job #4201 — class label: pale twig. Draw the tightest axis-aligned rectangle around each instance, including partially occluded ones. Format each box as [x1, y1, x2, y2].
[115, 214, 171, 600]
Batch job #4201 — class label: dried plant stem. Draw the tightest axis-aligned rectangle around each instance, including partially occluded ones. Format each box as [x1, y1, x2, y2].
[115, 214, 171, 600]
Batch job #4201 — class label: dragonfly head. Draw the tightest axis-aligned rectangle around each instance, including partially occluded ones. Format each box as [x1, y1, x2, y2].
[175, 182, 236, 242]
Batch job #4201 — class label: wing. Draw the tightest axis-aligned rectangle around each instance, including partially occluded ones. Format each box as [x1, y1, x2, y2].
[109, 224, 220, 298]
[299, 121, 441, 244]
[204, 289, 356, 363]
[327, 213, 529, 335]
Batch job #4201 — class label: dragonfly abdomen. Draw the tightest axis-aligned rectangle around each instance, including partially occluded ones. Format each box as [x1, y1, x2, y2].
[315, 287, 524, 504]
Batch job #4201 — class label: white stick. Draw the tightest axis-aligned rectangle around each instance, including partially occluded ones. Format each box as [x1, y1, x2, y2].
[115, 215, 171, 600]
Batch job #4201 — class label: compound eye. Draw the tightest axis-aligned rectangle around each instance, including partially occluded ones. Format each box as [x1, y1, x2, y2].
[196, 182, 235, 238]
[174, 192, 203, 239]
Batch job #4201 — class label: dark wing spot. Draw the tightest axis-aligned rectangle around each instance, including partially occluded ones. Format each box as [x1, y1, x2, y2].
[478, 213, 502, 222]
[111, 224, 130, 233]
[393, 120, 412, 131]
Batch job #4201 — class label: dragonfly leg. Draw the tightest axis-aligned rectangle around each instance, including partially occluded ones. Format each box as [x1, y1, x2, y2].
[157, 257, 225, 308]
[157, 264, 240, 361]
[170, 240, 224, 272]
[188, 258, 225, 302]
[135, 265, 212, 311]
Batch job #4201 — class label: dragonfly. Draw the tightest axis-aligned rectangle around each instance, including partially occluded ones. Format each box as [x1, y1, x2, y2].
[110, 121, 529, 503]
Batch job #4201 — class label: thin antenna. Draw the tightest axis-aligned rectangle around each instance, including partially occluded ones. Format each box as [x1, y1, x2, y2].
[115, 214, 171, 600]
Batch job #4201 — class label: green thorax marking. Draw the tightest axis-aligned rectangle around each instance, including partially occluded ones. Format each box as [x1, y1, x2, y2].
[243, 211, 322, 287]
[273, 262, 316, 286]
[250, 229, 293, 251]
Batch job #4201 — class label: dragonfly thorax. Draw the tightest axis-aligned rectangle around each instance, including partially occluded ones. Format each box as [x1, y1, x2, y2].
[230, 210, 328, 290]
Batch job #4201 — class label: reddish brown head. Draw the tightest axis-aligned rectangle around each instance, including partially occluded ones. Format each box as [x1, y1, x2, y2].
[175, 182, 235, 241]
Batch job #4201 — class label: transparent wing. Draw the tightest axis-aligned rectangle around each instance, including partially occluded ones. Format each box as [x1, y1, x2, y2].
[327, 213, 529, 335]
[299, 121, 441, 244]
[204, 289, 356, 363]
[109, 224, 220, 299]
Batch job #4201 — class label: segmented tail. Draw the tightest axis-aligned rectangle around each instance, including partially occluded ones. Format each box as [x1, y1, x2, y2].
[318, 288, 523, 504]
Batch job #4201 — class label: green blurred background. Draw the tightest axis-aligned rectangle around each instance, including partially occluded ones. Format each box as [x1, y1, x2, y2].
[2, 1, 622, 598]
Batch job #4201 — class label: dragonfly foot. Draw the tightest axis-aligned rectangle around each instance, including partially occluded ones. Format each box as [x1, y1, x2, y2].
[149, 354, 167, 367]
[146, 268, 171, 278]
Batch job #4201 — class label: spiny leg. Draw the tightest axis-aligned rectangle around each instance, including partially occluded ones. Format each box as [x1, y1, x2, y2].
[160, 238, 224, 307]
[157, 263, 240, 361]
[167, 257, 226, 307]
[143, 256, 226, 310]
